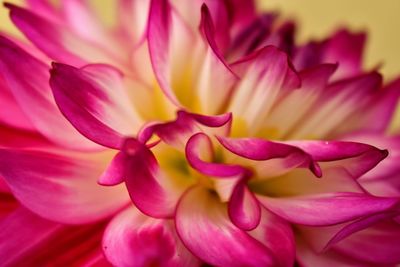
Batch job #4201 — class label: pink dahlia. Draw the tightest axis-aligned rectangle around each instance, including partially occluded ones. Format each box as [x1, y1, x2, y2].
[0, 0, 400, 266]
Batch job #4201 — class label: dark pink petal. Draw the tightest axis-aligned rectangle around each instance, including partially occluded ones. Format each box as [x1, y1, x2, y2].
[330, 221, 400, 265]
[228, 178, 261, 230]
[217, 136, 321, 177]
[5, 3, 85, 65]
[0, 148, 129, 224]
[286, 140, 388, 177]
[0, 124, 53, 149]
[323, 29, 366, 80]
[324, 211, 400, 251]
[0, 35, 98, 150]
[103, 206, 200, 267]
[258, 192, 398, 226]
[0, 76, 35, 131]
[98, 152, 126, 186]
[139, 111, 232, 151]
[50, 63, 141, 149]
[186, 133, 247, 178]
[0, 207, 61, 266]
[122, 138, 192, 218]
[175, 186, 278, 267]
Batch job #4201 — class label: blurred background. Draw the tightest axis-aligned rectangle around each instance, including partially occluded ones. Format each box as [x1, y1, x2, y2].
[1, 0, 399, 78]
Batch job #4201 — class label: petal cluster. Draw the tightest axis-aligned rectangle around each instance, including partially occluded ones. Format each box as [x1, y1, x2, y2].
[1, 0, 400, 266]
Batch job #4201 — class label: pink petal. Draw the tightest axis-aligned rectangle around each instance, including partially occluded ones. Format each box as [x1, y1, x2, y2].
[122, 138, 192, 218]
[0, 35, 98, 150]
[103, 206, 200, 267]
[286, 140, 388, 178]
[290, 72, 382, 139]
[258, 192, 398, 226]
[186, 133, 248, 178]
[229, 46, 300, 135]
[139, 110, 232, 151]
[228, 178, 261, 230]
[147, 0, 194, 107]
[0, 148, 129, 224]
[0, 207, 61, 266]
[5, 3, 116, 66]
[323, 29, 366, 80]
[50, 63, 141, 149]
[175, 186, 279, 267]
[217, 136, 321, 177]
[197, 4, 238, 114]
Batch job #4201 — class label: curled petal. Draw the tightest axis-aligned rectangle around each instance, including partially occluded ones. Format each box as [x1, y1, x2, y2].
[217, 136, 321, 177]
[103, 206, 200, 267]
[258, 192, 399, 226]
[0, 149, 129, 224]
[50, 63, 141, 149]
[139, 110, 232, 150]
[228, 178, 261, 230]
[175, 186, 278, 267]
[186, 133, 247, 178]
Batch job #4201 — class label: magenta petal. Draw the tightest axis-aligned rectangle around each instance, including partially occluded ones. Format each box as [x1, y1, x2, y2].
[122, 138, 188, 218]
[175, 186, 278, 267]
[258, 192, 399, 226]
[50, 63, 141, 149]
[103, 206, 200, 267]
[228, 178, 261, 230]
[217, 136, 321, 177]
[0, 207, 61, 266]
[139, 110, 232, 150]
[186, 133, 247, 178]
[286, 140, 388, 177]
[0, 148, 129, 224]
[98, 152, 126, 186]
[0, 35, 98, 150]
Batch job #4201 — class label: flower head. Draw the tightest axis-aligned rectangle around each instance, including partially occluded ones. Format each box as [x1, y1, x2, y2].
[1, 0, 400, 266]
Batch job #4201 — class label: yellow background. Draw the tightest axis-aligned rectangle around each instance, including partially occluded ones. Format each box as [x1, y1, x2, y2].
[1, 0, 399, 78]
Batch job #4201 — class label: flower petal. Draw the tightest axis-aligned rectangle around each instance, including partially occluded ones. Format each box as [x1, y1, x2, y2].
[147, 0, 194, 107]
[0, 35, 98, 150]
[286, 140, 388, 178]
[186, 133, 247, 178]
[175, 186, 278, 267]
[228, 178, 261, 230]
[258, 192, 398, 226]
[103, 206, 200, 267]
[0, 148, 129, 224]
[50, 63, 141, 149]
[217, 136, 321, 177]
[122, 138, 193, 218]
[229, 45, 300, 136]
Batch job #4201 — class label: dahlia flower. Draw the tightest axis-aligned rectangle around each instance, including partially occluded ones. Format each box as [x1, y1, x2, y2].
[1, 0, 400, 266]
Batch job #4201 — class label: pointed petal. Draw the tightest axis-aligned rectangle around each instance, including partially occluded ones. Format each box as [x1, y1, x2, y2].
[0, 35, 98, 150]
[175, 186, 278, 267]
[217, 136, 321, 177]
[103, 206, 200, 267]
[286, 140, 388, 178]
[0, 148, 129, 224]
[258, 192, 398, 226]
[50, 63, 141, 149]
